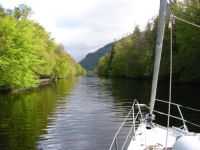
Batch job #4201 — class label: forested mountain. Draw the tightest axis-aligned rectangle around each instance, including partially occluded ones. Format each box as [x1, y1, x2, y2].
[80, 43, 112, 70]
[0, 4, 85, 90]
[97, 0, 200, 82]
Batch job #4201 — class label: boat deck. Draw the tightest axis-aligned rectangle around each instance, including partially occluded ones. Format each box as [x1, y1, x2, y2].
[128, 123, 176, 150]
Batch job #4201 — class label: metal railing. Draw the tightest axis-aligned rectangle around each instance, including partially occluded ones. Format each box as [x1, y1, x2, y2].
[109, 99, 200, 150]
[109, 99, 145, 150]
[154, 99, 200, 130]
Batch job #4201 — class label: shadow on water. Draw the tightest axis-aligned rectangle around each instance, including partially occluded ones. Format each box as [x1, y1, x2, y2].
[110, 78, 200, 132]
[155, 82, 200, 132]
[0, 78, 78, 150]
[111, 78, 151, 104]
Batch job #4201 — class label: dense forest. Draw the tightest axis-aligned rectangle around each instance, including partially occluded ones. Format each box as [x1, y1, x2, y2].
[96, 0, 200, 82]
[0, 4, 85, 90]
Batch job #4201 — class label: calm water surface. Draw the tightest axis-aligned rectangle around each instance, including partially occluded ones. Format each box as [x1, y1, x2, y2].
[0, 77, 200, 150]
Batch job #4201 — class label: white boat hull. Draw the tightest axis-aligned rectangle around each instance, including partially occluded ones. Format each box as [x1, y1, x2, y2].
[128, 123, 176, 150]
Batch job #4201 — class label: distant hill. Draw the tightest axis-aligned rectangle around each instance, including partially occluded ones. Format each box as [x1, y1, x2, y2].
[80, 43, 113, 70]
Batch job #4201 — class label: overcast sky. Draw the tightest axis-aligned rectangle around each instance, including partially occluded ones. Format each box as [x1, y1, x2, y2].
[1, 0, 160, 61]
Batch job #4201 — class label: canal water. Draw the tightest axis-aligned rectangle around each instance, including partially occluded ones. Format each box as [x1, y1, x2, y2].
[0, 77, 200, 150]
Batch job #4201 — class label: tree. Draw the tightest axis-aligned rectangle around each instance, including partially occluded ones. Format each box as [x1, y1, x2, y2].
[0, 5, 5, 17]
[13, 4, 32, 20]
[0, 5, 85, 90]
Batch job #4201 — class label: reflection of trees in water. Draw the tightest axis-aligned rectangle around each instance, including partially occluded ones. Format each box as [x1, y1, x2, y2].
[98, 77, 150, 120]
[110, 78, 151, 128]
[97, 78, 150, 119]
[99, 78, 151, 149]
[0, 78, 78, 150]
[111, 78, 151, 105]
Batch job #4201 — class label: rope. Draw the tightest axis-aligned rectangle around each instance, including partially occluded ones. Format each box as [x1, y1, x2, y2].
[186, 120, 200, 129]
[142, 104, 200, 129]
[153, 109, 200, 128]
[179, 105, 200, 112]
[165, 14, 174, 148]
[156, 99, 200, 112]
[174, 15, 200, 29]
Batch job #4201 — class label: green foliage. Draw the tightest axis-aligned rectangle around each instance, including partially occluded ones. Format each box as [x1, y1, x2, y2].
[0, 5, 6, 17]
[97, 25, 154, 78]
[0, 5, 85, 89]
[97, 0, 200, 82]
[97, 55, 110, 76]
[0, 16, 40, 88]
[170, 0, 200, 82]
[53, 46, 86, 78]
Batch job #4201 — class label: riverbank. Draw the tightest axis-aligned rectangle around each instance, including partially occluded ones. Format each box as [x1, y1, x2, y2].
[0, 77, 79, 94]
[96, 73, 200, 86]
[0, 78, 53, 94]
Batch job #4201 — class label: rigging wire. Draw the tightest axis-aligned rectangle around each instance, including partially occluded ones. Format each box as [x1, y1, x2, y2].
[162, 3, 200, 147]
[170, 2, 200, 13]
[165, 13, 174, 149]
[156, 99, 200, 112]
[173, 15, 200, 29]
[167, 1, 200, 29]
[153, 109, 200, 128]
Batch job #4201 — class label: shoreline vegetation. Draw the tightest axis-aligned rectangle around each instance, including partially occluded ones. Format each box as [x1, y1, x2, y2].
[95, 0, 200, 83]
[0, 4, 86, 93]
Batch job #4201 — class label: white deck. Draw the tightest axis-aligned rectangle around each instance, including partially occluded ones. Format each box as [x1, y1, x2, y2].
[128, 123, 176, 150]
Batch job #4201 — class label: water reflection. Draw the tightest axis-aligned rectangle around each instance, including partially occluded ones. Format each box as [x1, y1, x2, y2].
[0, 78, 77, 150]
[0, 77, 200, 150]
[111, 78, 151, 104]
[38, 77, 118, 150]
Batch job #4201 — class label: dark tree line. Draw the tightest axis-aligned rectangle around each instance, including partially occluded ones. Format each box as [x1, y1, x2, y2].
[97, 0, 200, 82]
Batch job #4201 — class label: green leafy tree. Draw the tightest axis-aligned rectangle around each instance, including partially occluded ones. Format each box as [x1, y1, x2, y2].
[0, 5, 85, 90]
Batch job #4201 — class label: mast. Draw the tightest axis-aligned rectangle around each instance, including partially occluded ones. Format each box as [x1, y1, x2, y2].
[149, 0, 168, 114]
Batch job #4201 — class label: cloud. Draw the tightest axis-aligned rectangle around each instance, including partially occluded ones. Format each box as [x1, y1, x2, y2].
[0, 0, 159, 61]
